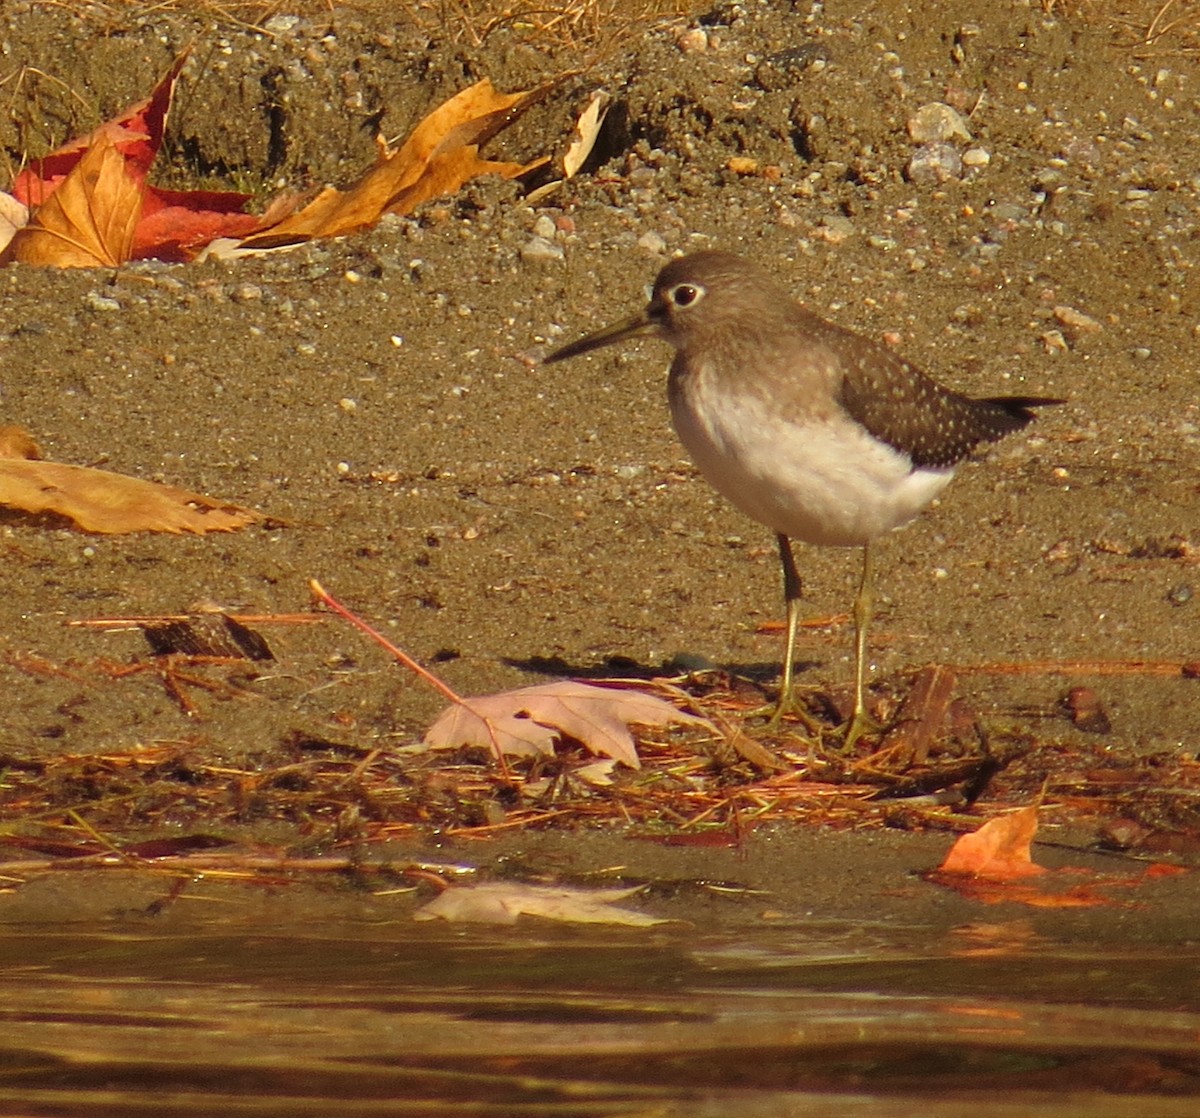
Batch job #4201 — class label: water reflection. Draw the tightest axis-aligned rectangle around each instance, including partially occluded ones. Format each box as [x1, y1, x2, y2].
[1, 917, 1197, 1116]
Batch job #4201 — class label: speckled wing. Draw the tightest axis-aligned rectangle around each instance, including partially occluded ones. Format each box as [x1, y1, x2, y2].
[813, 316, 1060, 469]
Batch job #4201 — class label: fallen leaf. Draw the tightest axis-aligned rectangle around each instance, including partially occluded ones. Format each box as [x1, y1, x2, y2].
[0, 192, 29, 255]
[5, 54, 264, 265]
[7, 65, 551, 264]
[414, 881, 667, 926]
[925, 805, 1182, 908]
[232, 79, 551, 253]
[574, 758, 618, 786]
[0, 427, 263, 534]
[0, 425, 40, 458]
[1, 131, 144, 266]
[140, 614, 275, 660]
[563, 90, 610, 178]
[937, 806, 1045, 881]
[873, 664, 958, 768]
[11, 54, 187, 209]
[422, 679, 713, 768]
[130, 186, 264, 263]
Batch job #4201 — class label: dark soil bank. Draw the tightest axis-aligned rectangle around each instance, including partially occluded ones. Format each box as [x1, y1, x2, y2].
[0, 1, 1197, 867]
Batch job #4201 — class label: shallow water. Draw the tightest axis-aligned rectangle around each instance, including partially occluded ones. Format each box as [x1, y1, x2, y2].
[2, 912, 1198, 1117]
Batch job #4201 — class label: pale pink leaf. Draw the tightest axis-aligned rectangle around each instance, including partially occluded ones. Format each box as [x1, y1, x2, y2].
[421, 680, 712, 768]
[414, 881, 667, 926]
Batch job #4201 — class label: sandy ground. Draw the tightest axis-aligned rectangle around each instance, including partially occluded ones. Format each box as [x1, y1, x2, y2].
[0, 2, 1197, 904]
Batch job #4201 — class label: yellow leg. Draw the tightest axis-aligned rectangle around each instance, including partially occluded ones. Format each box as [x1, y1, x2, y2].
[769, 535, 821, 733]
[844, 541, 880, 748]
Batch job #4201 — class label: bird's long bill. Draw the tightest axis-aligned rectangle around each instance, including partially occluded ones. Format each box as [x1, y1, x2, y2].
[543, 310, 656, 364]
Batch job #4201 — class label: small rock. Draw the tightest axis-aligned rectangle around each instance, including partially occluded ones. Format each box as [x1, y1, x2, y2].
[676, 28, 708, 53]
[961, 147, 990, 167]
[815, 214, 856, 244]
[1064, 687, 1112, 735]
[637, 231, 667, 254]
[1098, 818, 1152, 851]
[84, 291, 121, 313]
[263, 14, 301, 34]
[520, 236, 564, 264]
[907, 102, 972, 143]
[988, 202, 1028, 224]
[532, 214, 556, 239]
[1166, 583, 1193, 607]
[905, 142, 962, 184]
[1053, 305, 1102, 333]
[1040, 329, 1068, 353]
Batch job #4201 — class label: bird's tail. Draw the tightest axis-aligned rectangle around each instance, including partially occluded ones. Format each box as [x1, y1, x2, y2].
[981, 395, 1066, 428]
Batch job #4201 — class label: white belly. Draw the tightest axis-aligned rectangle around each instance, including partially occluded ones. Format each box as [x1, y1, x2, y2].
[670, 371, 954, 547]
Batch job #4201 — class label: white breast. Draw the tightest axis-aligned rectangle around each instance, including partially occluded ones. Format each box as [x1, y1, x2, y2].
[669, 363, 954, 548]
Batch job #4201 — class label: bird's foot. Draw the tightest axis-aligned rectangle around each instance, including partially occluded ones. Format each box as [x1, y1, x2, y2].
[757, 688, 825, 737]
[841, 707, 882, 751]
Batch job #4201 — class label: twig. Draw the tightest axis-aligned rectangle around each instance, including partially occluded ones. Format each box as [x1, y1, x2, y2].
[308, 579, 511, 776]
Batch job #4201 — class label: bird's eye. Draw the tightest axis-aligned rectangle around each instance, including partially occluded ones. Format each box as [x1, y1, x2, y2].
[669, 283, 703, 308]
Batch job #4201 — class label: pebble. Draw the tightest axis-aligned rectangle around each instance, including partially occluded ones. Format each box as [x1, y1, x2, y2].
[520, 236, 564, 264]
[84, 291, 121, 312]
[263, 14, 301, 34]
[676, 28, 708, 53]
[532, 214, 556, 239]
[1166, 584, 1193, 607]
[637, 231, 667, 254]
[1040, 329, 1068, 353]
[905, 142, 962, 184]
[907, 102, 972, 143]
[988, 202, 1028, 223]
[961, 147, 990, 167]
[1053, 305, 1102, 333]
[816, 214, 856, 243]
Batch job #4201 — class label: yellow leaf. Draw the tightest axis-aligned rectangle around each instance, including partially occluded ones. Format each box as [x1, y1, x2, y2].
[236, 79, 550, 251]
[0, 131, 143, 267]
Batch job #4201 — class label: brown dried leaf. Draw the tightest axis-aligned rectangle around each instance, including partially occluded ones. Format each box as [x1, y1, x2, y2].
[0, 453, 262, 534]
[234, 79, 550, 252]
[422, 680, 713, 768]
[414, 881, 667, 926]
[1, 131, 143, 267]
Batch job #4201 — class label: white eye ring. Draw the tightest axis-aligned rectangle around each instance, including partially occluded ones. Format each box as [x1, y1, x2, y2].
[668, 282, 705, 308]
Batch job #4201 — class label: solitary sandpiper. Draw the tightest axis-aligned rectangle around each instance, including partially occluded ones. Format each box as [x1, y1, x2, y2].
[545, 251, 1061, 744]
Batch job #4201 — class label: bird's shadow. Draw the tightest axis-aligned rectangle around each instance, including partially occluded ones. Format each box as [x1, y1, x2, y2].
[503, 653, 824, 689]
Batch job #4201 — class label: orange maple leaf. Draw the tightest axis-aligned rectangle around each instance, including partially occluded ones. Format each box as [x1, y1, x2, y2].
[937, 806, 1046, 881]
